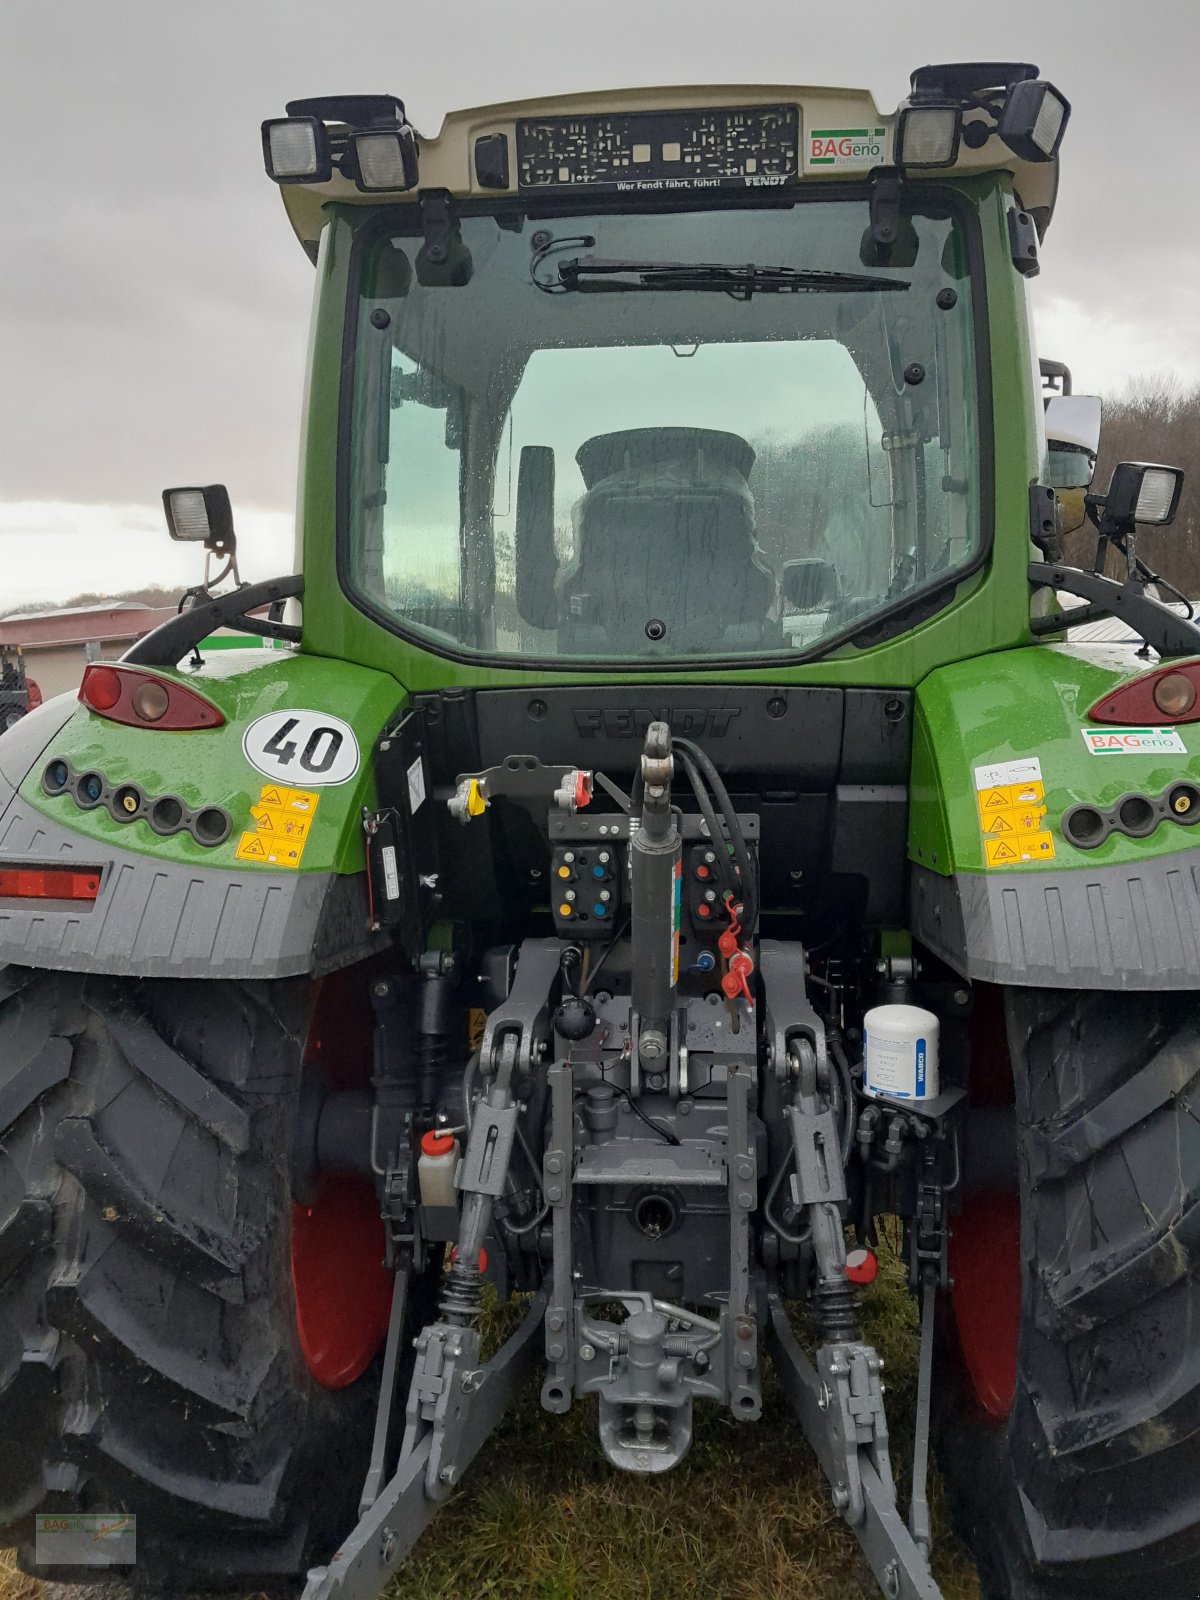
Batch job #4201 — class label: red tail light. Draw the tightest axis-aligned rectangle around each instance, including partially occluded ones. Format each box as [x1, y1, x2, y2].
[25, 678, 42, 710]
[1088, 662, 1200, 725]
[79, 665, 223, 730]
[0, 865, 101, 902]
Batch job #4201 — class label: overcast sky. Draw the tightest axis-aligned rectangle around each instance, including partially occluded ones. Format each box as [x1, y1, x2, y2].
[2, 0, 1197, 611]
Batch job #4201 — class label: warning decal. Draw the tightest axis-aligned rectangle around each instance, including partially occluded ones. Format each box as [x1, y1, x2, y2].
[235, 785, 320, 869]
[972, 758, 1055, 867]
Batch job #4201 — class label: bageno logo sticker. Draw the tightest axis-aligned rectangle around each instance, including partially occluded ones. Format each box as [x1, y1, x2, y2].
[808, 127, 887, 168]
[1081, 727, 1187, 755]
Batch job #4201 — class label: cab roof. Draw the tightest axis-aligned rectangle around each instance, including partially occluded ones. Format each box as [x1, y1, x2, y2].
[275, 72, 1062, 256]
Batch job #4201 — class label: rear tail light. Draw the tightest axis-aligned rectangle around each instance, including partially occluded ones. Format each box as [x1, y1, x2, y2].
[25, 678, 42, 710]
[79, 665, 223, 730]
[1088, 662, 1200, 725]
[0, 865, 100, 902]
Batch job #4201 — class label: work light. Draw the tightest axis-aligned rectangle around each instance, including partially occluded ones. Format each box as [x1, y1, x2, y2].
[998, 80, 1070, 162]
[261, 116, 333, 184]
[894, 105, 961, 168]
[162, 485, 235, 548]
[349, 127, 419, 192]
[1102, 462, 1185, 529]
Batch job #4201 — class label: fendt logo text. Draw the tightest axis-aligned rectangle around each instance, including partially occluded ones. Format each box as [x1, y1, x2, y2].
[573, 707, 741, 739]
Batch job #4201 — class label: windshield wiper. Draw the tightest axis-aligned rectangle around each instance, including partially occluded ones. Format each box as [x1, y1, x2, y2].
[552, 257, 909, 299]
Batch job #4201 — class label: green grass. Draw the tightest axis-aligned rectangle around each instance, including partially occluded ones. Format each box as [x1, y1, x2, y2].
[1, 1234, 981, 1600]
[383, 1234, 980, 1600]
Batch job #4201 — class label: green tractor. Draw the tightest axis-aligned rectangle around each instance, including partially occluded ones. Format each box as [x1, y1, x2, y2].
[0, 61, 1196, 1600]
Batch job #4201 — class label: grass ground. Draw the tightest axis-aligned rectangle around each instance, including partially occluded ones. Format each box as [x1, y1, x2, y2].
[0, 1236, 981, 1600]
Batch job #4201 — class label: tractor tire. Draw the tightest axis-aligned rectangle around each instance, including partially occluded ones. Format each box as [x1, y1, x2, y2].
[938, 984, 1200, 1600]
[0, 962, 435, 1593]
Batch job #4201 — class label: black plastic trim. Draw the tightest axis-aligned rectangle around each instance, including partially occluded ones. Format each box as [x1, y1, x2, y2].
[123, 577, 304, 667]
[334, 181, 994, 677]
[912, 856, 1200, 989]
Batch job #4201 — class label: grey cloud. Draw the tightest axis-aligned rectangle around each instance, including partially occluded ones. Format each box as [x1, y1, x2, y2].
[1, 0, 1196, 520]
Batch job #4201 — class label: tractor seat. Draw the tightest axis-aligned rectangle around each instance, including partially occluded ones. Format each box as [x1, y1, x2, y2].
[560, 428, 776, 653]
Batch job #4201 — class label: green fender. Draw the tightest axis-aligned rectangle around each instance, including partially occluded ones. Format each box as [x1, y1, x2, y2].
[0, 649, 405, 979]
[908, 644, 1200, 987]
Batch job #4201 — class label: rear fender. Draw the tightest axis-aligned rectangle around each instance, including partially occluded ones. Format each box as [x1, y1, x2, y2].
[909, 644, 1200, 988]
[0, 650, 404, 979]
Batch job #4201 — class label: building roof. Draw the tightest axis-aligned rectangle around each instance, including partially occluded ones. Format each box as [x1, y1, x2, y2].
[0, 602, 177, 651]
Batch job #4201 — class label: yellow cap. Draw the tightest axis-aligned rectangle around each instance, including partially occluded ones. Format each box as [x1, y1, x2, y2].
[558, 903, 573, 918]
[557, 864, 571, 878]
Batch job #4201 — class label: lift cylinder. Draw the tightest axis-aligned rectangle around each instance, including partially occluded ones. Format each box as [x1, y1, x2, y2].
[630, 722, 681, 1061]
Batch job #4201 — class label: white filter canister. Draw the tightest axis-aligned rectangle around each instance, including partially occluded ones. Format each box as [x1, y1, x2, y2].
[863, 1004, 940, 1101]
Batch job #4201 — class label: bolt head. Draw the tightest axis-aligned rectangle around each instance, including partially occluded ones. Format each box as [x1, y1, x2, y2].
[579, 1343, 596, 1362]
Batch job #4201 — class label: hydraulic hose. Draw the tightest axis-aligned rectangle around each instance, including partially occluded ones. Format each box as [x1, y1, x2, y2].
[674, 749, 739, 905]
[671, 736, 758, 932]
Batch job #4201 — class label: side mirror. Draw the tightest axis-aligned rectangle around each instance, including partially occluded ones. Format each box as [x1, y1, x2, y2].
[1097, 462, 1185, 532]
[162, 485, 236, 555]
[514, 447, 558, 630]
[1045, 394, 1101, 489]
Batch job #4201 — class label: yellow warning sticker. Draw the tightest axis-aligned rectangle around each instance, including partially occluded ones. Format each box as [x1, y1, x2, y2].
[468, 1007, 487, 1051]
[235, 786, 320, 869]
[984, 837, 1020, 866]
[972, 760, 1054, 867]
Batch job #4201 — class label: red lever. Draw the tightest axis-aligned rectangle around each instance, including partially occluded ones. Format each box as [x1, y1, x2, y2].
[845, 1247, 878, 1286]
[573, 771, 592, 809]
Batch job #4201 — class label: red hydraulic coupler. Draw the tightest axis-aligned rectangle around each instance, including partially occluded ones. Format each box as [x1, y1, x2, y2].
[717, 901, 754, 1002]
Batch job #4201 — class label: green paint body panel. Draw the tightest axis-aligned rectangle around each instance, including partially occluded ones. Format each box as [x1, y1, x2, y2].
[20, 650, 403, 875]
[909, 644, 1200, 876]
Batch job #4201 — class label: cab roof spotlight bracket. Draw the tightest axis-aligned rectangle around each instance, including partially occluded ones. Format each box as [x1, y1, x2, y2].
[868, 169, 902, 249]
[908, 62, 1039, 104]
[286, 95, 408, 129]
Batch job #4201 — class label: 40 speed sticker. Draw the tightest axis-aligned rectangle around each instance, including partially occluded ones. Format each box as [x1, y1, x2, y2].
[242, 709, 361, 787]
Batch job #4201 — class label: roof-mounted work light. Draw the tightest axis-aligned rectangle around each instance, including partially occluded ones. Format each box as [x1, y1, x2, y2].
[998, 78, 1070, 162]
[894, 105, 961, 168]
[261, 116, 332, 184]
[349, 126, 419, 192]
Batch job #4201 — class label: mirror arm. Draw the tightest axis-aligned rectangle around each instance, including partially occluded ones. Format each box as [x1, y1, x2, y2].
[123, 575, 305, 666]
[1029, 561, 1200, 658]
